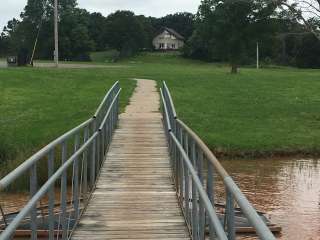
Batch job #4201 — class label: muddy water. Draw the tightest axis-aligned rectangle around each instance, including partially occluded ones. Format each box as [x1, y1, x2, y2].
[220, 158, 320, 240]
[1, 159, 319, 239]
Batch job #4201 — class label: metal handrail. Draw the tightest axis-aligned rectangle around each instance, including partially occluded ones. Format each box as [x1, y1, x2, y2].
[94, 81, 120, 126]
[170, 131, 227, 240]
[0, 132, 98, 240]
[0, 83, 121, 240]
[0, 82, 120, 191]
[0, 119, 93, 191]
[160, 81, 276, 240]
[163, 81, 177, 119]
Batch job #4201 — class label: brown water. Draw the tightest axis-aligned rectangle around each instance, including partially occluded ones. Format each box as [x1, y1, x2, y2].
[1, 159, 319, 239]
[220, 158, 320, 240]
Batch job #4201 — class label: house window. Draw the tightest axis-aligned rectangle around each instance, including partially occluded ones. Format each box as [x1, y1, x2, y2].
[159, 43, 165, 49]
[172, 44, 176, 49]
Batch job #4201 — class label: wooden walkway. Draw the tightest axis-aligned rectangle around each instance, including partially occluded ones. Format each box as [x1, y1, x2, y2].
[72, 79, 190, 240]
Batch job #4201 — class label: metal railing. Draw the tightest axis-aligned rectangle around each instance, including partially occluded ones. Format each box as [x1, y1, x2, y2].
[0, 81, 121, 240]
[160, 82, 276, 240]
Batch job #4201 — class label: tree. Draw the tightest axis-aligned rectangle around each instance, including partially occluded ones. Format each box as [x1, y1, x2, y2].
[155, 13, 195, 39]
[275, 0, 320, 40]
[58, 8, 94, 60]
[136, 15, 156, 50]
[0, 34, 8, 56]
[104, 11, 147, 57]
[0, 0, 94, 61]
[190, 0, 277, 73]
[88, 12, 107, 51]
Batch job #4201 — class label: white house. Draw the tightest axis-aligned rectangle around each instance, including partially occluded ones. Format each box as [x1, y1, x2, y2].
[152, 27, 185, 50]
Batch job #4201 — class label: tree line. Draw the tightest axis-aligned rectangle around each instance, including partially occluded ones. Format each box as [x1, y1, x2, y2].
[0, 0, 194, 61]
[183, 0, 320, 72]
[0, 0, 319, 71]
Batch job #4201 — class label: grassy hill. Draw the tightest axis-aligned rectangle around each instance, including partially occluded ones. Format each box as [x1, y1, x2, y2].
[1, 52, 320, 176]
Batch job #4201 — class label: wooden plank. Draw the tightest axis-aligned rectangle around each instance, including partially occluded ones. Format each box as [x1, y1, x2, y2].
[72, 79, 190, 240]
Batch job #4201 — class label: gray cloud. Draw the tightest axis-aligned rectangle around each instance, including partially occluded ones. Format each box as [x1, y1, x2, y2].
[1, 0, 200, 30]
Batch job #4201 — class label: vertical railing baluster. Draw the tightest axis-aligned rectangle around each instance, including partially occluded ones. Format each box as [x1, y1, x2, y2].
[207, 162, 214, 205]
[109, 107, 112, 146]
[48, 150, 55, 240]
[109, 112, 112, 146]
[179, 128, 184, 207]
[191, 178, 199, 240]
[83, 127, 89, 197]
[90, 136, 96, 189]
[113, 99, 116, 131]
[73, 134, 80, 222]
[207, 161, 216, 240]
[184, 160, 190, 226]
[174, 124, 179, 190]
[198, 151, 205, 240]
[226, 190, 236, 240]
[191, 141, 199, 239]
[97, 131, 101, 170]
[101, 125, 105, 160]
[30, 163, 38, 240]
[61, 141, 68, 240]
[105, 105, 108, 151]
[184, 133, 190, 225]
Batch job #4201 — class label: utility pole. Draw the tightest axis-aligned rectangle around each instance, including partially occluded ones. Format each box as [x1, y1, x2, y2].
[256, 42, 259, 69]
[54, 0, 59, 67]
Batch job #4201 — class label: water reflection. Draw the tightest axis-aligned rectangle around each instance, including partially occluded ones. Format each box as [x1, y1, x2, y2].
[220, 158, 320, 240]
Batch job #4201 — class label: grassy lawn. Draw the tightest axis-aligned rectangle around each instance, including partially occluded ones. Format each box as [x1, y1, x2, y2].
[0, 67, 136, 175]
[128, 53, 320, 157]
[1, 52, 320, 174]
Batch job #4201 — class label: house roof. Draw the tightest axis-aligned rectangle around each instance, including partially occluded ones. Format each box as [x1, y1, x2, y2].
[160, 27, 185, 40]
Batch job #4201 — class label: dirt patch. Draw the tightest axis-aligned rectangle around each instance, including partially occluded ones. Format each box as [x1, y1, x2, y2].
[34, 62, 129, 69]
[0, 61, 7, 68]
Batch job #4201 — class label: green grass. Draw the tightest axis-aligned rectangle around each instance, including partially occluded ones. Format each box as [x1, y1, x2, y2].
[0, 67, 136, 176]
[127, 53, 320, 157]
[1, 51, 320, 175]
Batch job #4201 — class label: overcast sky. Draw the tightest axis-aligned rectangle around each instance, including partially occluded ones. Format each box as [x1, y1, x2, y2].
[0, 0, 201, 30]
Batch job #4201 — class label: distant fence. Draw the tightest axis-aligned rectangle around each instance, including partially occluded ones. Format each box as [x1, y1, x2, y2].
[160, 81, 276, 240]
[0, 82, 121, 240]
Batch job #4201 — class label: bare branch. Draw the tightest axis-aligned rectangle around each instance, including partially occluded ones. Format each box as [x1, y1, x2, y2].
[274, 0, 320, 40]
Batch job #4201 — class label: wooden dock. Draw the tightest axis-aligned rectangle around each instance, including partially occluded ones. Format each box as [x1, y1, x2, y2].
[72, 79, 190, 240]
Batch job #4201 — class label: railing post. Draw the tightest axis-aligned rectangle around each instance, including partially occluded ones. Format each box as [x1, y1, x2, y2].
[61, 141, 68, 240]
[83, 127, 89, 197]
[48, 150, 55, 240]
[30, 163, 38, 240]
[116, 94, 119, 123]
[191, 141, 199, 239]
[107, 114, 111, 149]
[184, 133, 190, 226]
[109, 110, 113, 144]
[90, 136, 96, 189]
[97, 130, 101, 170]
[101, 125, 105, 159]
[174, 125, 179, 191]
[0, 204, 7, 228]
[179, 129, 184, 206]
[73, 134, 80, 222]
[184, 159, 190, 227]
[198, 151, 205, 240]
[226, 190, 236, 240]
[207, 162, 216, 240]
[90, 119, 97, 189]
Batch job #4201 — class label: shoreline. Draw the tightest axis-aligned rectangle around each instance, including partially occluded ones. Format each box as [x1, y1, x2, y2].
[213, 148, 320, 160]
